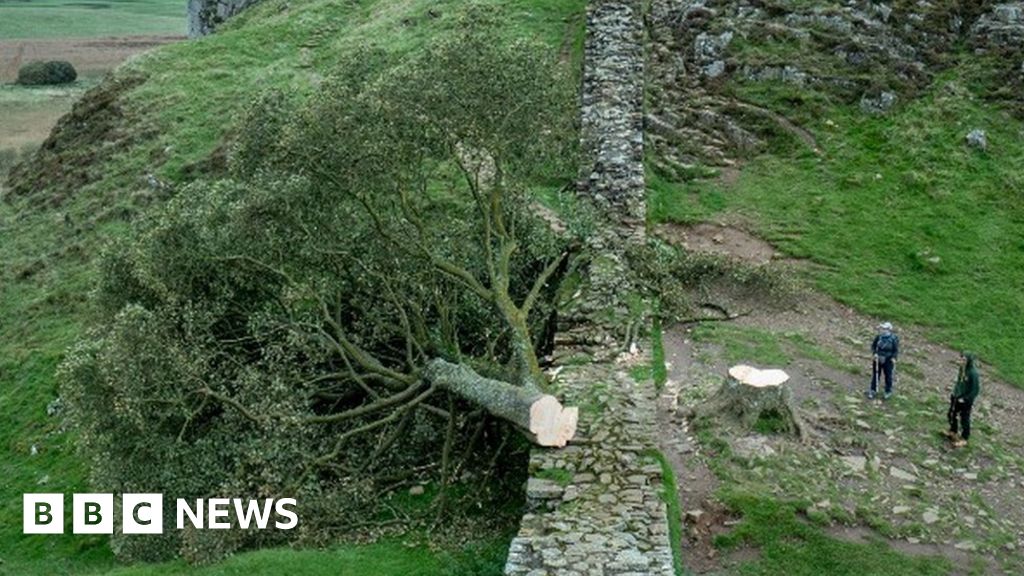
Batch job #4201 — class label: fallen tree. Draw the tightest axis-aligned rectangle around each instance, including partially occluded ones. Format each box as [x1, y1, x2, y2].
[61, 25, 581, 563]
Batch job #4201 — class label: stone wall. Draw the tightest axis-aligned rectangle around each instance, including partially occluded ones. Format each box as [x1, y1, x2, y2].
[504, 360, 675, 576]
[578, 0, 646, 239]
[503, 1, 675, 574]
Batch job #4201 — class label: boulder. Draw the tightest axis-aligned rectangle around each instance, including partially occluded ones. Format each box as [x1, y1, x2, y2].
[966, 129, 988, 150]
[860, 91, 898, 115]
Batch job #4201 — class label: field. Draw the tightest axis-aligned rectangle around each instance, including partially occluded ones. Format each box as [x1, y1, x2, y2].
[0, 0, 183, 170]
[0, 0, 184, 39]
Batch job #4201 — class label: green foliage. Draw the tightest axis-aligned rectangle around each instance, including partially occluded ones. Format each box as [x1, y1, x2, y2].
[753, 409, 789, 434]
[61, 27, 574, 565]
[646, 450, 684, 576]
[16, 60, 78, 86]
[0, 0, 585, 571]
[86, 536, 512, 576]
[715, 491, 951, 575]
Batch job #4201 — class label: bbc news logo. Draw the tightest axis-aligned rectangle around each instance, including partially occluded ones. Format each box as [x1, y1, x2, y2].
[23, 494, 298, 534]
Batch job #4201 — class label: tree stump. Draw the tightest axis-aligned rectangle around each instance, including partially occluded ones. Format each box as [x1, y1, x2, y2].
[696, 364, 806, 439]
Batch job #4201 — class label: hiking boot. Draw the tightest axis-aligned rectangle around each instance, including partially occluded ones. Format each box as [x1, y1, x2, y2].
[883, 391, 893, 400]
[952, 439, 968, 448]
[942, 430, 958, 440]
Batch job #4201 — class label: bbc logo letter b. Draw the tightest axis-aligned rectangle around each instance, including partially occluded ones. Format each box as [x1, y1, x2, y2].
[24, 494, 64, 534]
[73, 494, 114, 534]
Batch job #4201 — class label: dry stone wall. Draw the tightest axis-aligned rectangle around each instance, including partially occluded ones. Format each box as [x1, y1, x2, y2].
[578, 0, 646, 240]
[503, 2, 675, 574]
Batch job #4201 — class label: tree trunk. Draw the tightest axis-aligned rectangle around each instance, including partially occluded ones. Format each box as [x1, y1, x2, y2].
[422, 358, 578, 447]
[696, 364, 806, 439]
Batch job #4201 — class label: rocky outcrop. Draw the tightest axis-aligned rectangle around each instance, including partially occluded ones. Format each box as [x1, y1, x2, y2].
[970, 3, 1024, 50]
[187, 0, 261, 38]
[645, 0, 997, 173]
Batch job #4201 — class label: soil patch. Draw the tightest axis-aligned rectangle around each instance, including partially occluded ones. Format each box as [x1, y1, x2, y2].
[656, 222, 778, 265]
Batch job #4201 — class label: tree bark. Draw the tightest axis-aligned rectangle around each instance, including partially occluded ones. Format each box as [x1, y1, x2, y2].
[422, 358, 577, 447]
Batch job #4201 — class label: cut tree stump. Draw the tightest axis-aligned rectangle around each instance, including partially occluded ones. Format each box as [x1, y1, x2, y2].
[695, 364, 807, 439]
[423, 358, 578, 447]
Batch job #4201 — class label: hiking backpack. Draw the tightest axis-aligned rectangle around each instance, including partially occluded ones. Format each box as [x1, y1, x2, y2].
[876, 333, 897, 358]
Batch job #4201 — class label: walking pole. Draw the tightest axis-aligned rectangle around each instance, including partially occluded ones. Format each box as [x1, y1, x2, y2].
[871, 355, 878, 399]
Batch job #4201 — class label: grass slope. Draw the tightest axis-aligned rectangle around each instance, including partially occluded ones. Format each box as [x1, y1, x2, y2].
[651, 59, 1024, 386]
[0, 0, 184, 39]
[0, 0, 585, 574]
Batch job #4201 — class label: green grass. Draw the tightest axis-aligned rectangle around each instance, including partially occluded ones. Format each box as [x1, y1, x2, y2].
[652, 314, 668, 389]
[0, 0, 184, 39]
[75, 536, 511, 576]
[651, 59, 1024, 386]
[0, 0, 586, 573]
[646, 451, 684, 576]
[534, 467, 573, 487]
[690, 324, 791, 367]
[716, 492, 951, 576]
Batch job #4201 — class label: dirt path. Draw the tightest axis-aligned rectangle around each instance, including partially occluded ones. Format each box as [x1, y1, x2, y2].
[655, 225, 1024, 574]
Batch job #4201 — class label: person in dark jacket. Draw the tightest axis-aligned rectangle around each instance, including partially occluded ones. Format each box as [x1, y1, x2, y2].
[868, 322, 900, 400]
[945, 352, 981, 447]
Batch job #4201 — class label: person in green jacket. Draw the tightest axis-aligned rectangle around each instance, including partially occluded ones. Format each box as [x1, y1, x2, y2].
[945, 352, 980, 447]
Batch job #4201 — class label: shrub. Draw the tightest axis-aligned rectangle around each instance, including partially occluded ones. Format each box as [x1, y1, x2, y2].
[16, 60, 77, 86]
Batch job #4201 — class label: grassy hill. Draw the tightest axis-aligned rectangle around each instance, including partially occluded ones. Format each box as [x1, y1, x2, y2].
[5, 0, 1024, 574]
[0, 1, 584, 574]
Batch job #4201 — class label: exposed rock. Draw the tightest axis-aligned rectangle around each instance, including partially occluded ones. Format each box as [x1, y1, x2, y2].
[187, 0, 262, 38]
[890, 467, 918, 482]
[841, 455, 867, 473]
[893, 505, 911, 515]
[970, 3, 1024, 50]
[408, 485, 425, 496]
[966, 129, 988, 150]
[954, 540, 978, 551]
[733, 435, 777, 461]
[860, 91, 898, 115]
[694, 31, 733, 78]
[528, 478, 566, 501]
[923, 510, 940, 524]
